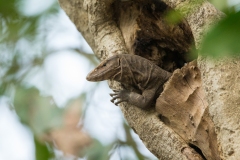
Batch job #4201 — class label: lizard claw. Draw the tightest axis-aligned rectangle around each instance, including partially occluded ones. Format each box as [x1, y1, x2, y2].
[114, 100, 124, 106]
[110, 89, 130, 106]
[110, 92, 118, 97]
[110, 94, 120, 104]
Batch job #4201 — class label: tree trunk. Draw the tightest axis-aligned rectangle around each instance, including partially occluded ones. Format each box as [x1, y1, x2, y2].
[58, 0, 240, 159]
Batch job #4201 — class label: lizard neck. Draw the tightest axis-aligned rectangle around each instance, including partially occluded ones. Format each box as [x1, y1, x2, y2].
[112, 55, 137, 85]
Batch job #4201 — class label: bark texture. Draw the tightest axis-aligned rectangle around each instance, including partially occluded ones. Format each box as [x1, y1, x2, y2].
[58, 0, 239, 159]
[198, 58, 240, 159]
[157, 61, 220, 159]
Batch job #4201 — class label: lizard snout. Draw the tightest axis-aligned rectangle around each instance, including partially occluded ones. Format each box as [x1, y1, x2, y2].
[86, 72, 93, 81]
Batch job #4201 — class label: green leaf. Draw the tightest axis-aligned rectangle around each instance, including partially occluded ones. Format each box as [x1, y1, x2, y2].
[85, 139, 112, 160]
[14, 86, 64, 136]
[165, 10, 183, 25]
[208, 0, 228, 12]
[200, 12, 240, 57]
[0, 0, 18, 18]
[34, 137, 53, 160]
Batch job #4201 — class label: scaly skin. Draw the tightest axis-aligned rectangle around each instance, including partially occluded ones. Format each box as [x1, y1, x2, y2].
[86, 54, 172, 109]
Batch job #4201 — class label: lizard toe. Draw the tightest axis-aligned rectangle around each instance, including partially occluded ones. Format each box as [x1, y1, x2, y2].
[113, 89, 120, 93]
[110, 93, 118, 97]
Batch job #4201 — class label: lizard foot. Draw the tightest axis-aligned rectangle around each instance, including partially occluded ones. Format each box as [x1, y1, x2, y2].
[110, 89, 130, 106]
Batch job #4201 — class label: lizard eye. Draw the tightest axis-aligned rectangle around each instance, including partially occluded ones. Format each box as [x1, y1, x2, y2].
[103, 63, 106, 66]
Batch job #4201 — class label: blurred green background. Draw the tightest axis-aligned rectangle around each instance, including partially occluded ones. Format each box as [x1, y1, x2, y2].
[0, 0, 239, 160]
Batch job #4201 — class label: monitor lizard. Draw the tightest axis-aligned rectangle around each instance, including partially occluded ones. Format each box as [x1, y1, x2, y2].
[86, 54, 172, 109]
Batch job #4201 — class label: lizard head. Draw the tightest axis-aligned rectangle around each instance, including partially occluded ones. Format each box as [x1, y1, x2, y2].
[86, 55, 121, 82]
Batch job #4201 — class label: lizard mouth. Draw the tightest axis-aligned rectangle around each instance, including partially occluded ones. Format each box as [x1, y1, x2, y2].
[86, 70, 99, 81]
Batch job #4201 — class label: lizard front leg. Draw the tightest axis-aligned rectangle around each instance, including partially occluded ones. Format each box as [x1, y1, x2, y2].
[110, 89, 156, 109]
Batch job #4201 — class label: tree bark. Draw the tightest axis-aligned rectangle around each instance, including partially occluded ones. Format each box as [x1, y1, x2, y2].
[58, 0, 239, 159]
[166, 1, 240, 159]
